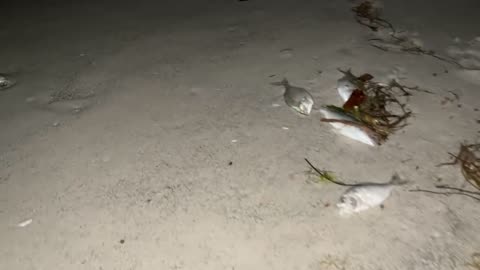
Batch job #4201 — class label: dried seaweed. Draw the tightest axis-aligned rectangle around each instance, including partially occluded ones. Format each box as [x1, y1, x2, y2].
[305, 158, 359, 187]
[351, 0, 393, 32]
[306, 167, 337, 184]
[388, 80, 434, 95]
[351, 0, 479, 70]
[441, 91, 460, 105]
[467, 253, 480, 270]
[411, 144, 480, 201]
[436, 185, 480, 196]
[437, 143, 480, 191]
[370, 35, 473, 69]
[409, 187, 480, 202]
[317, 254, 348, 270]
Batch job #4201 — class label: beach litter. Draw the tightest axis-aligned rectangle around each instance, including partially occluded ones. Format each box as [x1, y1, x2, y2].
[17, 219, 33, 228]
[271, 78, 314, 116]
[320, 69, 416, 146]
[305, 158, 406, 216]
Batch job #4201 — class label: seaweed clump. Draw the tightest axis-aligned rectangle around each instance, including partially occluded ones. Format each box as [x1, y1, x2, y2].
[322, 69, 416, 145]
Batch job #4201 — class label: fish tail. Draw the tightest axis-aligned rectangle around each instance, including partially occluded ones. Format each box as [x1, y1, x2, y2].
[270, 78, 290, 87]
[389, 173, 408, 185]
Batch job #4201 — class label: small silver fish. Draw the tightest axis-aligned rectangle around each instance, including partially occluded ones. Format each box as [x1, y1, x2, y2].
[0, 74, 16, 91]
[337, 174, 406, 216]
[319, 105, 379, 146]
[271, 78, 314, 115]
[337, 69, 358, 102]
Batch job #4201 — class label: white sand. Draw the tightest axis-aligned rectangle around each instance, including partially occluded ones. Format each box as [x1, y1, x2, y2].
[1, 0, 480, 269]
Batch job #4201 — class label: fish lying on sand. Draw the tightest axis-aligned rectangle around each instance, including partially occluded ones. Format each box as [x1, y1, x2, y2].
[271, 78, 314, 115]
[337, 173, 407, 216]
[336, 69, 358, 102]
[305, 159, 406, 216]
[319, 105, 380, 146]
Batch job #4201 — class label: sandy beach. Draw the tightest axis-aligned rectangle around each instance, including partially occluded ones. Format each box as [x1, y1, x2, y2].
[1, 0, 480, 269]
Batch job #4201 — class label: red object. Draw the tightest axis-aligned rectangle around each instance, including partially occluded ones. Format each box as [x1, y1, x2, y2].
[343, 89, 367, 110]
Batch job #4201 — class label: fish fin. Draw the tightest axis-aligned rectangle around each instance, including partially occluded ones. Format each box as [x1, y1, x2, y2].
[337, 68, 353, 77]
[389, 173, 408, 185]
[270, 78, 289, 87]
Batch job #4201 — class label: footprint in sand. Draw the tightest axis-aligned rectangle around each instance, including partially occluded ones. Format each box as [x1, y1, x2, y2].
[279, 48, 294, 59]
[27, 88, 95, 114]
[447, 37, 480, 85]
[447, 37, 480, 70]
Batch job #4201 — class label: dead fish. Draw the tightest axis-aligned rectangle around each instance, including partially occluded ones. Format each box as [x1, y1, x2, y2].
[337, 173, 406, 216]
[271, 78, 314, 115]
[0, 74, 16, 91]
[337, 69, 358, 102]
[319, 105, 379, 146]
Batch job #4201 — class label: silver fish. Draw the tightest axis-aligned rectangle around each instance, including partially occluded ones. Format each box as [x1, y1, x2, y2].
[271, 78, 314, 115]
[319, 105, 379, 146]
[0, 74, 16, 91]
[337, 69, 357, 102]
[337, 174, 406, 216]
